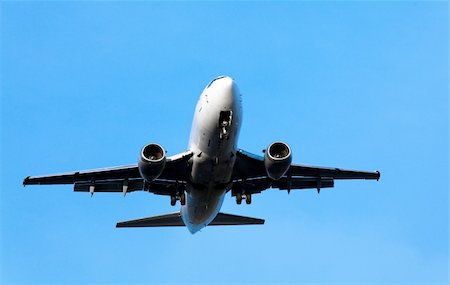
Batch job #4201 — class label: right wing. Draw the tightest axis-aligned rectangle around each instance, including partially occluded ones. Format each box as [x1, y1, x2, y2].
[233, 149, 380, 181]
[23, 151, 193, 196]
[232, 149, 380, 194]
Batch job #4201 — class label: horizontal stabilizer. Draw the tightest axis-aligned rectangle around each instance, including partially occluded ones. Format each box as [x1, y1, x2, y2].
[116, 213, 183, 227]
[209, 212, 265, 226]
[116, 212, 264, 228]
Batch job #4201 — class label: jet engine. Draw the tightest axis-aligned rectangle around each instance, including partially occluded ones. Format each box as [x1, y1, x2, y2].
[264, 141, 292, 180]
[138, 143, 166, 182]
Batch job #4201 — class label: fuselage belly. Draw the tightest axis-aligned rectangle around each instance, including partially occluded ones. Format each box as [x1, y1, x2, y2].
[181, 76, 242, 233]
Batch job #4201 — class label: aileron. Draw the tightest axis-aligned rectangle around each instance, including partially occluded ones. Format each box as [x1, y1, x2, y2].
[289, 164, 380, 180]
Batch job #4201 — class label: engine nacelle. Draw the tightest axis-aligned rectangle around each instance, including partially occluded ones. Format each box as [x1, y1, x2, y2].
[138, 143, 166, 182]
[264, 141, 292, 180]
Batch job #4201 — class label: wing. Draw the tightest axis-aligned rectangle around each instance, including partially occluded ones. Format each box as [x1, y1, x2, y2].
[232, 149, 380, 194]
[23, 151, 193, 196]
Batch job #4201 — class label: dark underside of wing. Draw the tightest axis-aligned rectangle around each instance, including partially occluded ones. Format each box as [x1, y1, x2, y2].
[23, 148, 379, 197]
[23, 151, 193, 196]
[231, 149, 380, 194]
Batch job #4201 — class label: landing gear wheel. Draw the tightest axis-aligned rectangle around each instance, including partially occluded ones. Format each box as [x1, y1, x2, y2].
[245, 194, 252, 205]
[236, 193, 242, 205]
[180, 192, 186, 206]
[170, 195, 176, 206]
[219, 127, 229, 140]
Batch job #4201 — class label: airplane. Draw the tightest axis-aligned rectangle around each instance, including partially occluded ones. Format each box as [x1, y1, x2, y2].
[23, 76, 380, 234]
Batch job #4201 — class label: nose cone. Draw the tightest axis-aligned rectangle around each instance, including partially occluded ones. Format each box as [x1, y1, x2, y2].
[209, 76, 239, 106]
[217, 76, 234, 89]
[216, 76, 236, 95]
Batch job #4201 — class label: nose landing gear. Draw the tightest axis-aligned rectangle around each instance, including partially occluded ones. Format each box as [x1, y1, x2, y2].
[219, 125, 228, 140]
[219, 111, 232, 140]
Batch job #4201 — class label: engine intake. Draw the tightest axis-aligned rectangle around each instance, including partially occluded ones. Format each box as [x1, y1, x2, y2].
[138, 143, 166, 182]
[264, 141, 292, 180]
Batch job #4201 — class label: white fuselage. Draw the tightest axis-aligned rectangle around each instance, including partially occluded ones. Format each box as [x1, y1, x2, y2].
[181, 76, 242, 233]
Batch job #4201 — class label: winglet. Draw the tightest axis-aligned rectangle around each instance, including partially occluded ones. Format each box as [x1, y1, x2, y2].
[376, 171, 381, 181]
[23, 176, 30, 187]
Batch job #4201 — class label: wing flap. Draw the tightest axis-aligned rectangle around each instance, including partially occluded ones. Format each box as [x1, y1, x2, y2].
[232, 177, 334, 194]
[73, 179, 185, 195]
[273, 177, 334, 190]
[74, 179, 144, 193]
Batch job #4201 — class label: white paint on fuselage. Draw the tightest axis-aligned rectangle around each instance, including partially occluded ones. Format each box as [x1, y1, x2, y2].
[181, 76, 242, 233]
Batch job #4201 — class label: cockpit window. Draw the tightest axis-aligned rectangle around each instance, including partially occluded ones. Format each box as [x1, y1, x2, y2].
[206, 76, 226, 88]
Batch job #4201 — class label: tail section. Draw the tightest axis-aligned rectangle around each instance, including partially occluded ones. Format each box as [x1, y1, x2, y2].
[116, 212, 264, 228]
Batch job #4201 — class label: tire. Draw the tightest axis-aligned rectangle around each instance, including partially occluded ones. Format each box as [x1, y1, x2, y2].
[170, 195, 176, 206]
[245, 194, 252, 205]
[236, 193, 242, 205]
[180, 192, 186, 206]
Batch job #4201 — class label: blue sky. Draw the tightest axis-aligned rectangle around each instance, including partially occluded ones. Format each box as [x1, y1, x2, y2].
[1, 1, 448, 285]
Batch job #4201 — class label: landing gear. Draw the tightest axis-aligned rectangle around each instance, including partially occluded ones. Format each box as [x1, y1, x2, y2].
[235, 192, 252, 205]
[170, 192, 186, 206]
[180, 191, 186, 206]
[219, 111, 232, 140]
[245, 194, 252, 205]
[236, 192, 242, 205]
[219, 130, 228, 140]
[219, 122, 229, 140]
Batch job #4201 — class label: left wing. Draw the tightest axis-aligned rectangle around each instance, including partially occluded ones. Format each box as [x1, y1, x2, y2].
[23, 151, 193, 196]
[232, 149, 380, 195]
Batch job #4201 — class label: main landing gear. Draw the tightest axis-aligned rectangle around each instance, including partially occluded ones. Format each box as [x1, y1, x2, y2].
[170, 191, 186, 206]
[235, 193, 252, 205]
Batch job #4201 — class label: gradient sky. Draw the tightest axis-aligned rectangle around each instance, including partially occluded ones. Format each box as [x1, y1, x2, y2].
[1, 2, 448, 285]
